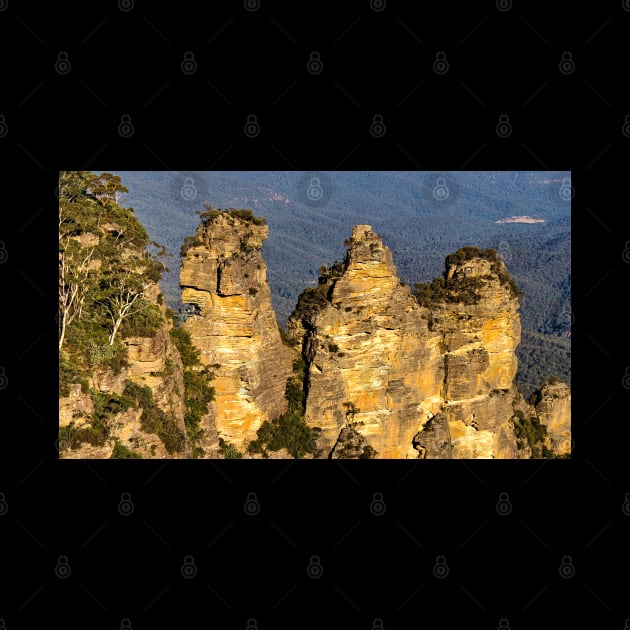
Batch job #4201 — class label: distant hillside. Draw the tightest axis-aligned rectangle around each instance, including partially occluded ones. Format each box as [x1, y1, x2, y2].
[114, 171, 571, 397]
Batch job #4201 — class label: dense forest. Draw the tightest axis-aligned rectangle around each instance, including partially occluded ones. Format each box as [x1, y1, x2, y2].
[113, 171, 571, 397]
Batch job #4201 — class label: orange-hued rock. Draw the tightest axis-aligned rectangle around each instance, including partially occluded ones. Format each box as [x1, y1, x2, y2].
[288, 225, 444, 459]
[180, 212, 293, 451]
[535, 381, 572, 456]
[288, 226, 565, 459]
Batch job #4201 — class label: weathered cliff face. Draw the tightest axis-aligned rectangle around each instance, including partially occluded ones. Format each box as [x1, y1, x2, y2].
[427, 256, 523, 459]
[180, 212, 293, 450]
[59, 281, 191, 460]
[288, 225, 561, 459]
[288, 225, 444, 459]
[535, 382, 571, 456]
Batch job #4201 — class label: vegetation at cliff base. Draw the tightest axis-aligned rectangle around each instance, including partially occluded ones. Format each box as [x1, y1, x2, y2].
[247, 356, 321, 459]
[169, 324, 215, 458]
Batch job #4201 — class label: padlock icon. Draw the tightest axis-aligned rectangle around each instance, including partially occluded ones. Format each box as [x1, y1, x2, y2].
[558, 177, 573, 202]
[623, 115, 630, 138]
[245, 619, 258, 630]
[497, 619, 510, 630]
[244, 0, 260, 11]
[370, 0, 386, 11]
[118, 0, 134, 11]
[432, 177, 449, 201]
[118, 114, 134, 138]
[244, 114, 260, 137]
[496, 0, 511, 11]
[370, 114, 386, 138]
[0, 492, 7, 516]
[559, 51, 574, 75]
[558, 555, 575, 579]
[0, 366, 7, 390]
[181, 51, 197, 75]
[622, 242, 630, 264]
[120, 619, 133, 630]
[307, 177, 324, 202]
[623, 367, 630, 390]
[498, 239, 511, 262]
[55, 51, 71, 75]
[624, 619, 630, 630]
[244, 492, 260, 516]
[433, 555, 449, 579]
[55, 555, 71, 579]
[623, 492, 630, 516]
[370, 492, 386, 516]
[0, 241, 6, 264]
[307, 51, 323, 75]
[181, 555, 197, 579]
[496, 491, 512, 516]
[433, 51, 449, 75]
[0, 114, 7, 138]
[496, 114, 512, 138]
[118, 492, 134, 516]
[0, 618, 6, 630]
[372, 619, 385, 630]
[307, 555, 323, 579]
[180, 177, 197, 201]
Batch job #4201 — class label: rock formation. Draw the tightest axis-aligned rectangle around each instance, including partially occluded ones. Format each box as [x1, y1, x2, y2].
[180, 209, 293, 450]
[287, 224, 443, 459]
[287, 225, 570, 459]
[535, 381, 572, 456]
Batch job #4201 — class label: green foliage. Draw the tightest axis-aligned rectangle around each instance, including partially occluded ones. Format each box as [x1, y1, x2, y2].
[218, 437, 243, 459]
[119, 302, 163, 338]
[248, 412, 320, 459]
[169, 325, 201, 367]
[59, 170, 169, 354]
[180, 235, 199, 257]
[198, 205, 267, 226]
[59, 351, 85, 397]
[110, 441, 142, 459]
[59, 422, 109, 450]
[140, 405, 185, 454]
[512, 411, 547, 457]
[183, 368, 215, 455]
[247, 356, 317, 458]
[279, 326, 298, 348]
[360, 444, 377, 459]
[328, 343, 339, 353]
[343, 401, 360, 418]
[169, 321, 215, 456]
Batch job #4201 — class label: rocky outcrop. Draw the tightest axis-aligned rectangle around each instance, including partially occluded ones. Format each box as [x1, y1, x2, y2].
[428, 254, 523, 459]
[288, 225, 444, 459]
[59, 279, 190, 460]
[535, 381, 571, 456]
[288, 226, 567, 459]
[180, 210, 293, 450]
